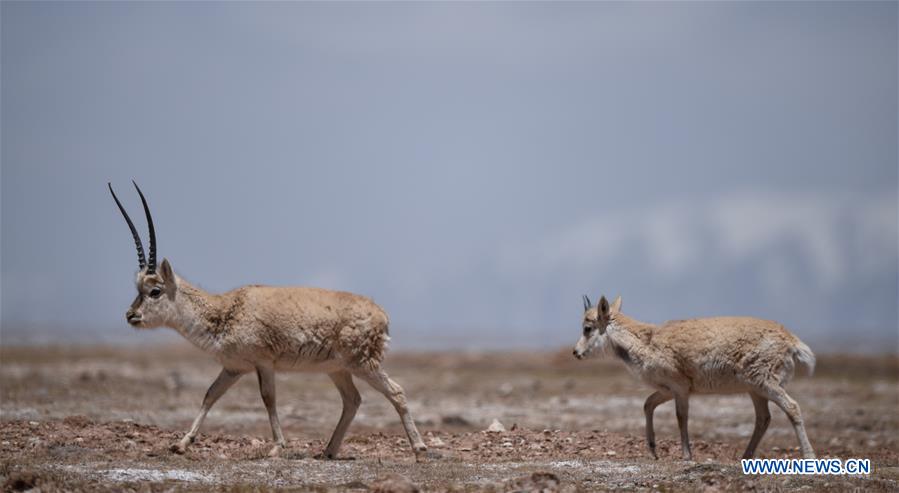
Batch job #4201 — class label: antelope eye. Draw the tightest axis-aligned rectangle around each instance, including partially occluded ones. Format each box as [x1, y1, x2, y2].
[149, 287, 162, 298]
[583, 326, 592, 336]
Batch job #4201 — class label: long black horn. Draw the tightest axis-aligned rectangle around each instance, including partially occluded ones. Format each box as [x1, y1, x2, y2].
[108, 183, 146, 270]
[583, 295, 591, 311]
[132, 180, 157, 274]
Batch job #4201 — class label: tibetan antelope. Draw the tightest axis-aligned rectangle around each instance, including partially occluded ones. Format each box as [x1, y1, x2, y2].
[573, 295, 816, 460]
[108, 181, 428, 459]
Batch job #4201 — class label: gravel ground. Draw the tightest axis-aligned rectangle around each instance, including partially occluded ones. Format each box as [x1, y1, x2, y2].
[1, 345, 896, 491]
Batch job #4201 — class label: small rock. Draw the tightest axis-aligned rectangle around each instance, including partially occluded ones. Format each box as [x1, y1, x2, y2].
[250, 438, 265, 447]
[606, 450, 617, 456]
[502, 441, 513, 448]
[28, 421, 39, 427]
[428, 436, 446, 447]
[486, 419, 506, 433]
[3, 471, 39, 492]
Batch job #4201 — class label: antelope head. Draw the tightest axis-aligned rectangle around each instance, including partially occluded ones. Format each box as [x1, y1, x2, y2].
[573, 294, 621, 359]
[109, 181, 178, 329]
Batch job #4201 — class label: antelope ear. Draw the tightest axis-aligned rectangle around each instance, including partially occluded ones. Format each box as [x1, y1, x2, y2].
[159, 258, 177, 297]
[610, 295, 622, 315]
[599, 295, 610, 317]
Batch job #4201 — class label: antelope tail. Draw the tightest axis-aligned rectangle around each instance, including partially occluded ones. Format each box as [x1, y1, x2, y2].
[792, 339, 816, 376]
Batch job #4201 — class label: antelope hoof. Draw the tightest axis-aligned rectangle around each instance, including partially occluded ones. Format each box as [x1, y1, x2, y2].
[413, 444, 433, 462]
[315, 452, 355, 461]
[171, 442, 188, 455]
[419, 449, 443, 461]
[267, 445, 284, 458]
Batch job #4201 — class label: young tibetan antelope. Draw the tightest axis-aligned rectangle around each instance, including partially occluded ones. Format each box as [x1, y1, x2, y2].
[573, 295, 816, 460]
[108, 181, 428, 459]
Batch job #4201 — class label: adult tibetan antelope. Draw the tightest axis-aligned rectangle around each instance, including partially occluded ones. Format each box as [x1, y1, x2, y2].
[108, 181, 428, 459]
[572, 295, 815, 460]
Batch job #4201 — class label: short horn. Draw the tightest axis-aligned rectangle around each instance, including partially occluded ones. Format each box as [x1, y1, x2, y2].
[108, 183, 146, 270]
[583, 295, 591, 311]
[132, 181, 157, 274]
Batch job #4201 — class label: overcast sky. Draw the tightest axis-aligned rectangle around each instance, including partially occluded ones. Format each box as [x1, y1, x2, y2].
[2, 2, 897, 351]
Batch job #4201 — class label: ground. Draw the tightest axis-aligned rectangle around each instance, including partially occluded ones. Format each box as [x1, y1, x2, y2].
[1, 345, 897, 492]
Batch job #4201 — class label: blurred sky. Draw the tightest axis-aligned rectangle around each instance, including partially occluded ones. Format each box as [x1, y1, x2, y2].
[2, 2, 897, 351]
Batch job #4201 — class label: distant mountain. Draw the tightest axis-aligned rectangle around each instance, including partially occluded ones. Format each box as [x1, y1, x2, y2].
[387, 190, 898, 352]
